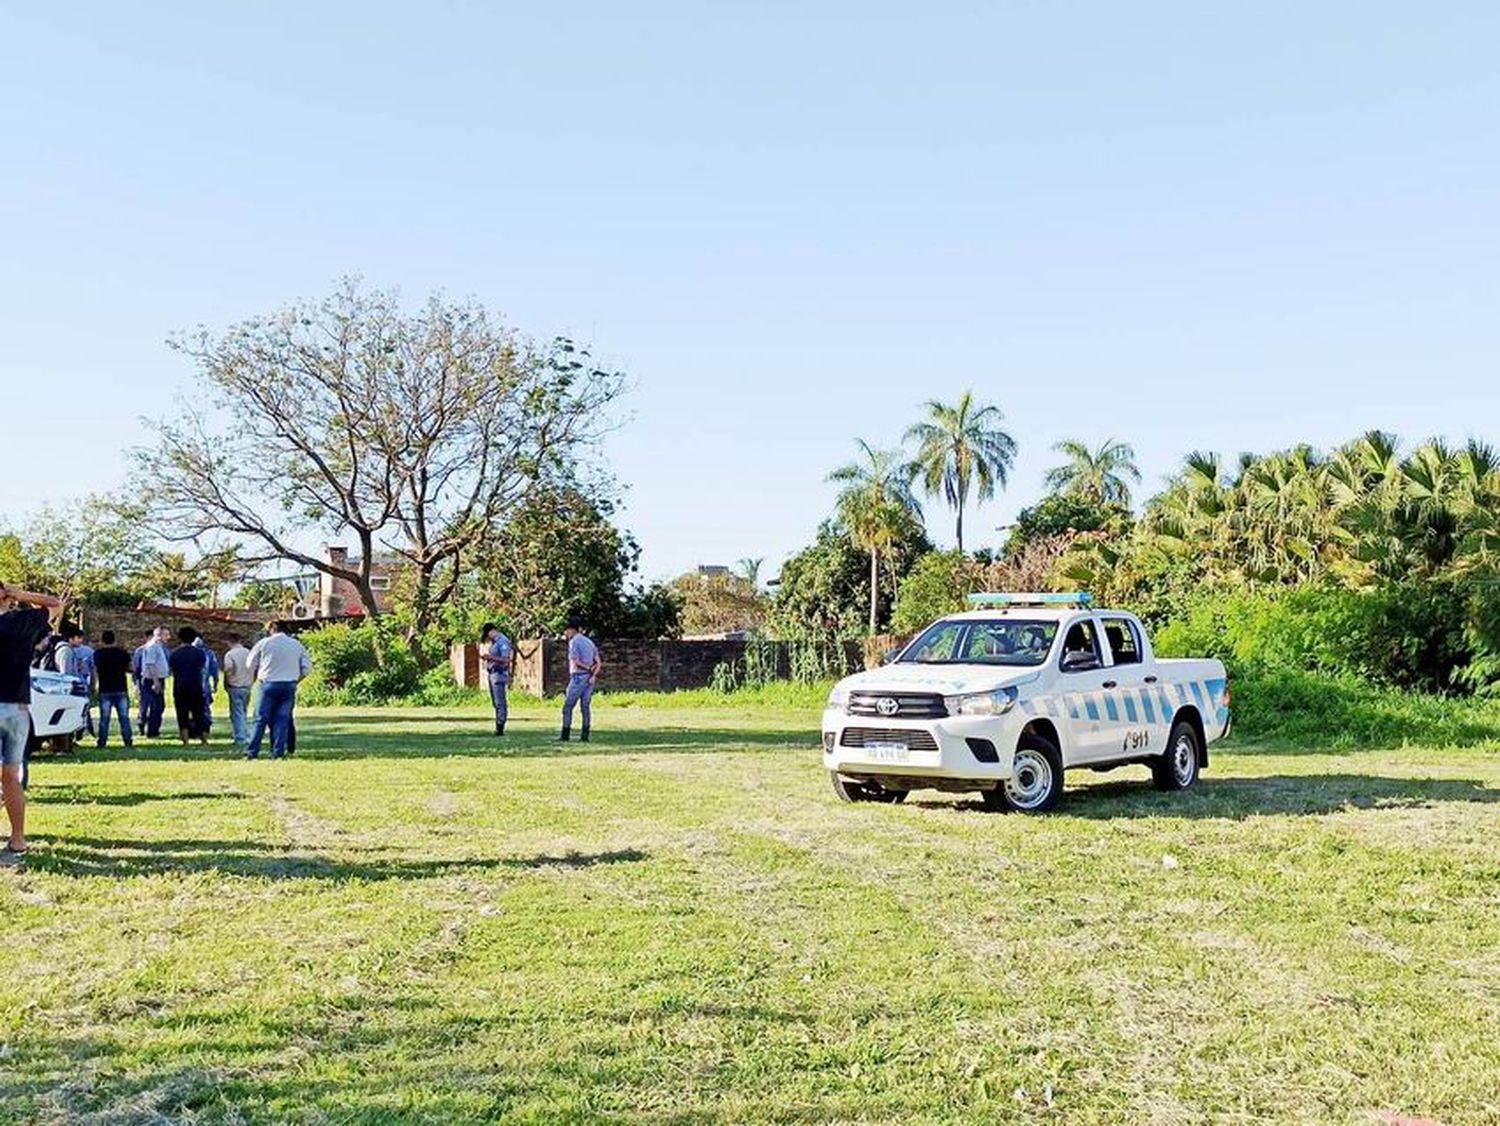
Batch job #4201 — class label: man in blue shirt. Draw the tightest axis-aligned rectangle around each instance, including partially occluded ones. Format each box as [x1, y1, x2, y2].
[478, 622, 515, 736]
[136, 627, 171, 738]
[66, 628, 96, 737]
[559, 616, 601, 742]
[194, 635, 219, 734]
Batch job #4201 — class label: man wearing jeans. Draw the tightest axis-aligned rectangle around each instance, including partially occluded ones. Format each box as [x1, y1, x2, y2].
[558, 617, 601, 743]
[136, 627, 170, 738]
[0, 586, 55, 867]
[245, 621, 311, 760]
[93, 630, 134, 748]
[221, 633, 254, 748]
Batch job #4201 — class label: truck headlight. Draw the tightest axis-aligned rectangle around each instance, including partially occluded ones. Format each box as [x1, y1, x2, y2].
[826, 685, 850, 710]
[945, 687, 1018, 717]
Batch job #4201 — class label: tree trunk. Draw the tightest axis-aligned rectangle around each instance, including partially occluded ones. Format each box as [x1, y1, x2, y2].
[868, 549, 879, 635]
[955, 503, 965, 554]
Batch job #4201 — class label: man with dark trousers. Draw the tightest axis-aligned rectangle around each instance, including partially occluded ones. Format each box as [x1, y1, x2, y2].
[167, 627, 209, 745]
[559, 617, 602, 742]
[93, 630, 134, 748]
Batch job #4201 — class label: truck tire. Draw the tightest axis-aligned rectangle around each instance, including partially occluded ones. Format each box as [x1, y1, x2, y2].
[983, 731, 1063, 813]
[830, 773, 908, 804]
[1152, 720, 1200, 791]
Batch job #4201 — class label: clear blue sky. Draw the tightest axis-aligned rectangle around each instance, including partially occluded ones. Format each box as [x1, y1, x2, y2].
[4, 2, 1498, 581]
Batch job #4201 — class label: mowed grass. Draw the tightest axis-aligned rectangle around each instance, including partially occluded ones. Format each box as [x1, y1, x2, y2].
[2, 698, 1499, 1124]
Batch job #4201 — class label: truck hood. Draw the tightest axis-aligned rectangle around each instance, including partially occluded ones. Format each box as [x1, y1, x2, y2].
[837, 664, 1042, 697]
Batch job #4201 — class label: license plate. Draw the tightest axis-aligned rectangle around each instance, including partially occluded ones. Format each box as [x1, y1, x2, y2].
[865, 741, 910, 762]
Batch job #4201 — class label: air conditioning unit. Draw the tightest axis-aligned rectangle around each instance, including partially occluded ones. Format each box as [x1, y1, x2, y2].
[290, 602, 317, 620]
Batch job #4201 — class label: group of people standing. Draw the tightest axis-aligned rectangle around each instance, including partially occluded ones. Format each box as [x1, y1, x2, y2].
[480, 615, 602, 740]
[40, 619, 311, 760]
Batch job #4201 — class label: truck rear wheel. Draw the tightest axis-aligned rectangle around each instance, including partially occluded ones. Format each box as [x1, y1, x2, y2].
[983, 732, 1063, 813]
[830, 773, 907, 804]
[1152, 720, 1200, 791]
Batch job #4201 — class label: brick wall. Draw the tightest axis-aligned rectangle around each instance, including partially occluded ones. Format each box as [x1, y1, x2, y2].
[80, 606, 277, 657]
[454, 638, 869, 696]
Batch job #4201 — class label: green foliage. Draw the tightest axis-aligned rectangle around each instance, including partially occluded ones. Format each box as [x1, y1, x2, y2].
[0, 496, 151, 615]
[708, 640, 859, 692]
[891, 550, 971, 633]
[473, 487, 677, 639]
[299, 622, 420, 705]
[670, 571, 765, 636]
[1004, 493, 1122, 559]
[1043, 438, 1141, 507]
[769, 520, 930, 638]
[904, 391, 1016, 551]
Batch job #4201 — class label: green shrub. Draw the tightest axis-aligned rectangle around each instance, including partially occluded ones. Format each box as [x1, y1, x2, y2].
[299, 622, 420, 705]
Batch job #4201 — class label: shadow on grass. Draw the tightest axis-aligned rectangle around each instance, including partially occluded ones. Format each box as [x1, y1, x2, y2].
[45, 722, 814, 765]
[32, 784, 246, 807]
[27, 837, 648, 881]
[910, 772, 1500, 819]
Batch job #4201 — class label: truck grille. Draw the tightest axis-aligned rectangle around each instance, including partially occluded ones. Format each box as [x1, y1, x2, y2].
[847, 691, 947, 719]
[840, 727, 939, 752]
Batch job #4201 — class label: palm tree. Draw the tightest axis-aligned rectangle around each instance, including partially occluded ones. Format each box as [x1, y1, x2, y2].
[735, 557, 764, 590]
[904, 391, 1016, 552]
[1044, 438, 1142, 507]
[829, 440, 922, 633]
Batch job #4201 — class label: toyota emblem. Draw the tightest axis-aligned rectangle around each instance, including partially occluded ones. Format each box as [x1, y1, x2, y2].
[876, 696, 899, 717]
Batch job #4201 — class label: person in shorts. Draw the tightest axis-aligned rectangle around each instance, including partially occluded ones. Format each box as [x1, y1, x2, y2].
[0, 585, 56, 866]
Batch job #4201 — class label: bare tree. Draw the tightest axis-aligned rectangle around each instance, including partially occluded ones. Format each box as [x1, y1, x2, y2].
[139, 280, 628, 646]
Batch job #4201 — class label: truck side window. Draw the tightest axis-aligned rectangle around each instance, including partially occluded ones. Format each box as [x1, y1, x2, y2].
[1103, 619, 1142, 665]
[1059, 620, 1101, 671]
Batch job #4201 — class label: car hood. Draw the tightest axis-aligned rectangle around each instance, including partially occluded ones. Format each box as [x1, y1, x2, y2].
[837, 664, 1042, 697]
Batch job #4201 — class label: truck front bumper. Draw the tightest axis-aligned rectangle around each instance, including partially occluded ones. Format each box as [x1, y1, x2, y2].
[821, 707, 1021, 791]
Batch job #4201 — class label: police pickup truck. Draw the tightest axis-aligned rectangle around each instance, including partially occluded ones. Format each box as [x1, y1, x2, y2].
[822, 593, 1230, 812]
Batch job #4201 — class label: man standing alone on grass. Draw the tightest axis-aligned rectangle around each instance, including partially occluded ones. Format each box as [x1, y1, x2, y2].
[168, 627, 209, 745]
[222, 633, 254, 749]
[245, 621, 311, 760]
[93, 630, 133, 749]
[0, 587, 54, 867]
[559, 616, 601, 743]
[479, 622, 515, 736]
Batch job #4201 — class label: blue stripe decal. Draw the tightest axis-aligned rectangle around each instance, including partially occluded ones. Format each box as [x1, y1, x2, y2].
[1067, 696, 1080, 720]
[1159, 687, 1176, 718]
[1122, 693, 1138, 723]
[1084, 696, 1100, 722]
[1190, 681, 1209, 712]
[1104, 694, 1119, 722]
[1139, 688, 1156, 724]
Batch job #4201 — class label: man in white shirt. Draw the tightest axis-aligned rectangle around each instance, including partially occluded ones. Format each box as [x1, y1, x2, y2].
[221, 633, 255, 749]
[244, 621, 312, 760]
[136, 627, 171, 738]
[559, 616, 602, 743]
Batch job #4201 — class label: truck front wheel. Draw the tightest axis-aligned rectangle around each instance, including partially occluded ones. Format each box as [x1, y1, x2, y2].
[830, 773, 907, 804]
[1152, 721, 1201, 791]
[984, 732, 1063, 813]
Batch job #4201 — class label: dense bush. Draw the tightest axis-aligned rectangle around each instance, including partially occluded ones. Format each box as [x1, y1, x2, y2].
[1152, 583, 1476, 694]
[299, 622, 420, 705]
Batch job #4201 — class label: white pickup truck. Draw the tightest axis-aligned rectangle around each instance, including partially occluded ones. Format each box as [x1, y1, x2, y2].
[822, 593, 1230, 812]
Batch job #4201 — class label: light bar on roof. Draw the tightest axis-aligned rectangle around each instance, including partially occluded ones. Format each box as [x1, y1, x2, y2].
[966, 592, 1094, 607]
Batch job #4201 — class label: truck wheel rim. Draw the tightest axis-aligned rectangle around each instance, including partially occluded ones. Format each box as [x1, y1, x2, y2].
[1173, 732, 1196, 784]
[1006, 749, 1053, 809]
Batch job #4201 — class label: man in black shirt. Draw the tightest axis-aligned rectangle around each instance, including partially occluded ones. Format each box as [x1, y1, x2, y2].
[168, 627, 209, 745]
[0, 585, 56, 865]
[93, 630, 134, 749]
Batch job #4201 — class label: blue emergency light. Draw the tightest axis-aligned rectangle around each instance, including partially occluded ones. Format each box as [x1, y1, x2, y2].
[966, 592, 1094, 607]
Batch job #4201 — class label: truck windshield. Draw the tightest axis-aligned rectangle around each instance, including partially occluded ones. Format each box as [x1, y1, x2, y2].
[899, 619, 1059, 666]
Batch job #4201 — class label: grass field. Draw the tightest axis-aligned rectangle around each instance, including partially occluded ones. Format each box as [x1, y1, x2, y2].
[2, 696, 1499, 1123]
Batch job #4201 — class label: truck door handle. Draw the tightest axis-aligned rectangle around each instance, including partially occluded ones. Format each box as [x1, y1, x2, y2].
[1102, 680, 1117, 689]
[1143, 675, 1158, 684]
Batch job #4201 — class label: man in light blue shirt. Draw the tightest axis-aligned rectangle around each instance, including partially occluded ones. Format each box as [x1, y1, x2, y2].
[559, 616, 601, 742]
[136, 627, 171, 738]
[245, 621, 312, 759]
[478, 622, 514, 736]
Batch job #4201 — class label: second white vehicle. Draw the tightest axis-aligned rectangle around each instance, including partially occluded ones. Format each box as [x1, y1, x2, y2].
[822, 593, 1230, 812]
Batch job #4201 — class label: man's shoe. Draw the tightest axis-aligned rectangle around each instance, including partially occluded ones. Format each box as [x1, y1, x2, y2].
[558, 728, 571, 742]
[494, 722, 505, 736]
[580, 729, 591, 743]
